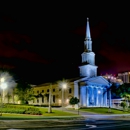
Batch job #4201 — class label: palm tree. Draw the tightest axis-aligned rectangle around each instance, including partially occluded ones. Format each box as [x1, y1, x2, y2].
[120, 93, 130, 108]
[5, 92, 12, 103]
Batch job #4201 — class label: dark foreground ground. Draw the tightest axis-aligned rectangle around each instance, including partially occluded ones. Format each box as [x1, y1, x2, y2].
[1, 119, 130, 130]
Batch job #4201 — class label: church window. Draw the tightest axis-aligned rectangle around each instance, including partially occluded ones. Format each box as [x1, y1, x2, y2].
[47, 96, 49, 102]
[53, 95, 55, 103]
[53, 89, 55, 92]
[42, 96, 44, 103]
[69, 88, 72, 93]
[47, 89, 49, 92]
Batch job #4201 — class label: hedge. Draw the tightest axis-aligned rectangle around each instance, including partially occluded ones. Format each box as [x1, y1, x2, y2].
[1, 104, 42, 115]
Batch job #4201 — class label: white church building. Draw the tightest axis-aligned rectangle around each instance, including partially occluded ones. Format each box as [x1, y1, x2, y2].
[74, 18, 112, 107]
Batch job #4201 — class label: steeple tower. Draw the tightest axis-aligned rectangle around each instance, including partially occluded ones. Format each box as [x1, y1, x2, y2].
[79, 18, 98, 78]
[86, 18, 91, 40]
[84, 18, 92, 52]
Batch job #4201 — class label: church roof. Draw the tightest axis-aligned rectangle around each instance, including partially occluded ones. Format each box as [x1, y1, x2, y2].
[74, 76, 111, 88]
[86, 76, 111, 88]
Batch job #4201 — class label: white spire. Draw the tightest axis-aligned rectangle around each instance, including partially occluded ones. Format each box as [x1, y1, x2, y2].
[86, 18, 91, 39]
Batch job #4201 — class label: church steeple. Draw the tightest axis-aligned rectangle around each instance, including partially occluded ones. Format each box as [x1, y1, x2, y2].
[79, 18, 97, 78]
[81, 18, 95, 65]
[86, 18, 91, 40]
[84, 18, 92, 52]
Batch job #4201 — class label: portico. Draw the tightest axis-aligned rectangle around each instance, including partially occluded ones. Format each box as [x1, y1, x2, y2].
[74, 76, 111, 107]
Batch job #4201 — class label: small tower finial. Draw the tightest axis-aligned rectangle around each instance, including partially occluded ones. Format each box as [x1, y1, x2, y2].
[86, 17, 91, 39]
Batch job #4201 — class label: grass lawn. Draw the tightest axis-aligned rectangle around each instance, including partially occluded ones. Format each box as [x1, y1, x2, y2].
[38, 107, 78, 116]
[0, 108, 79, 120]
[79, 107, 130, 114]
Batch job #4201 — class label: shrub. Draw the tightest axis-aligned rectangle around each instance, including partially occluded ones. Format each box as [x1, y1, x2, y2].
[120, 101, 127, 111]
[2, 104, 42, 115]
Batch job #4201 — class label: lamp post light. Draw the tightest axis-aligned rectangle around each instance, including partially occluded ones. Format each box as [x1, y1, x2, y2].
[62, 83, 67, 111]
[0, 77, 7, 116]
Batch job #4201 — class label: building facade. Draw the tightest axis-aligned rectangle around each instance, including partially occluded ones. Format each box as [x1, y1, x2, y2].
[117, 72, 130, 83]
[74, 18, 112, 107]
[103, 74, 123, 85]
[29, 79, 76, 106]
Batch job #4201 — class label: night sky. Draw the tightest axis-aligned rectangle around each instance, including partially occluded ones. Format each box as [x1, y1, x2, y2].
[0, 2, 130, 84]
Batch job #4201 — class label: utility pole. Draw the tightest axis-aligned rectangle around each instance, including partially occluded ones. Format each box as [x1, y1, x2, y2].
[48, 83, 52, 113]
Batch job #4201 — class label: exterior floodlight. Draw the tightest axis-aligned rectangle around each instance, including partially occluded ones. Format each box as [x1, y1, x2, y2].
[63, 84, 67, 89]
[98, 90, 101, 94]
[0, 78, 5, 82]
[1, 83, 7, 90]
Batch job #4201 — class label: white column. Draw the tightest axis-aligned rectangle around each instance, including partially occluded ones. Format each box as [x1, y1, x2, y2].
[92, 86, 96, 106]
[96, 87, 98, 106]
[97, 87, 100, 106]
[91, 86, 94, 106]
[109, 89, 111, 108]
[104, 88, 107, 106]
[86, 86, 89, 106]
[101, 88, 103, 107]
[74, 81, 79, 99]
[80, 86, 87, 106]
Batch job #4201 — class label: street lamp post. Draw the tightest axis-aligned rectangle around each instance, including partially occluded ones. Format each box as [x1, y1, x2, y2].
[62, 84, 66, 111]
[48, 83, 52, 113]
[0, 77, 7, 116]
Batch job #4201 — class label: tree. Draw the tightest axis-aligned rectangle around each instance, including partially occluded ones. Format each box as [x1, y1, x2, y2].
[114, 83, 130, 108]
[69, 97, 79, 105]
[120, 101, 127, 111]
[69, 97, 79, 114]
[5, 92, 12, 103]
[15, 80, 34, 104]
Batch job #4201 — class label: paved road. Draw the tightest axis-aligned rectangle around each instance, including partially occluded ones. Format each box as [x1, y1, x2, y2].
[0, 120, 86, 129]
[1, 119, 130, 129]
